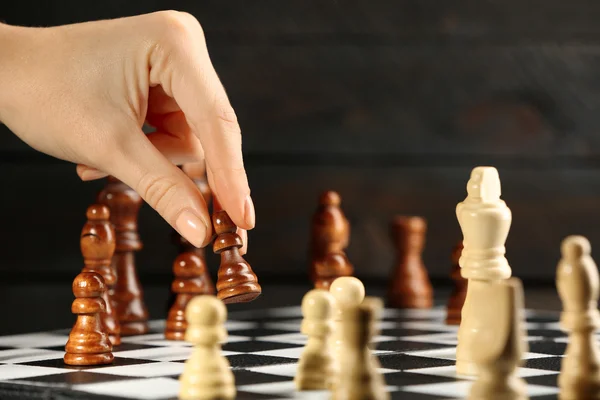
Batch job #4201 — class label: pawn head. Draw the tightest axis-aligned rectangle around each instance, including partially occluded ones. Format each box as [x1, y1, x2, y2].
[173, 252, 206, 278]
[561, 235, 591, 260]
[330, 276, 365, 307]
[86, 204, 110, 221]
[302, 289, 334, 320]
[72, 272, 106, 298]
[319, 190, 341, 207]
[185, 295, 226, 326]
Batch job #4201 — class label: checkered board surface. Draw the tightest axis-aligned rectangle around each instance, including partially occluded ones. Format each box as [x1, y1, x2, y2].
[0, 305, 567, 399]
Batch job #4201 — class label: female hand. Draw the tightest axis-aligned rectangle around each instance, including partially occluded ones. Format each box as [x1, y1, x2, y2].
[0, 11, 254, 251]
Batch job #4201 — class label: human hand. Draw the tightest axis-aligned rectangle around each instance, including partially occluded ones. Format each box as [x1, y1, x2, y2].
[0, 11, 254, 250]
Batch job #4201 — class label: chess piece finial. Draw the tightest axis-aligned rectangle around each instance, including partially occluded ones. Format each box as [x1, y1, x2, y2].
[387, 216, 433, 308]
[467, 277, 528, 400]
[213, 209, 261, 303]
[446, 241, 467, 325]
[556, 235, 600, 398]
[64, 272, 114, 365]
[332, 296, 389, 400]
[97, 177, 149, 335]
[81, 204, 120, 346]
[179, 295, 235, 400]
[165, 252, 213, 340]
[309, 191, 351, 284]
[295, 289, 336, 390]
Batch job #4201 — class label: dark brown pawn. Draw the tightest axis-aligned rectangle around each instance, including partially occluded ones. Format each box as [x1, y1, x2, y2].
[64, 272, 114, 366]
[387, 216, 433, 308]
[313, 252, 354, 290]
[213, 209, 261, 304]
[165, 252, 212, 340]
[445, 241, 467, 325]
[309, 191, 350, 284]
[80, 204, 120, 346]
[97, 177, 149, 335]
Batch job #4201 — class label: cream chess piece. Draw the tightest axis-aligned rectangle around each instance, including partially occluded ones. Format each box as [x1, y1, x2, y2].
[467, 277, 528, 400]
[557, 235, 600, 400]
[294, 289, 335, 390]
[332, 297, 389, 400]
[456, 166, 513, 376]
[179, 295, 235, 400]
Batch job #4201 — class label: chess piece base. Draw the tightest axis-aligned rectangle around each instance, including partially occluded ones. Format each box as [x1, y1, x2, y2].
[217, 284, 261, 304]
[64, 352, 114, 366]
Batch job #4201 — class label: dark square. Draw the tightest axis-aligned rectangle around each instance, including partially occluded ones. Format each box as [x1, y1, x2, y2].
[522, 356, 563, 372]
[380, 328, 452, 337]
[390, 390, 448, 400]
[384, 371, 461, 386]
[525, 373, 559, 387]
[528, 329, 567, 339]
[21, 357, 157, 370]
[233, 370, 292, 386]
[227, 354, 296, 369]
[230, 328, 294, 338]
[223, 340, 303, 353]
[10, 371, 141, 386]
[378, 353, 456, 371]
[231, 390, 287, 399]
[527, 340, 566, 356]
[377, 340, 454, 353]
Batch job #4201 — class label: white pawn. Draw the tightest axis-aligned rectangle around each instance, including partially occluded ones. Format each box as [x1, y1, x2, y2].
[557, 236, 600, 400]
[294, 289, 335, 390]
[329, 276, 365, 388]
[467, 277, 528, 400]
[179, 295, 235, 400]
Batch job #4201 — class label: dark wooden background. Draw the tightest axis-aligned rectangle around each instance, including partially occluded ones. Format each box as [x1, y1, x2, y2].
[3, 0, 600, 290]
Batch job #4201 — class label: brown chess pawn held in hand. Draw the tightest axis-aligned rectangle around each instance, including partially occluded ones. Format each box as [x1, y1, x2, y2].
[387, 216, 433, 309]
[309, 191, 353, 289]
[165, 252, 213, 340]
[80, 204, 120, 346]
[64, 272, 114, 366]
[212, 205, 261, 304]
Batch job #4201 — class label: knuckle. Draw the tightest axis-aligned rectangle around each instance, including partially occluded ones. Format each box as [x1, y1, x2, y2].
[156, 10, 204, 43]
[136, 173, 180, 215]
[215, 100, 241, 134]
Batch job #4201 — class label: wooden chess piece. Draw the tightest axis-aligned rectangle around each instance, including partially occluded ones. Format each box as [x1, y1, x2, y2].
[80, 204, 120, 346]
[314, 253, 353, 290]
[295, 289, 335, 390]
[165, 252, 213, 340]
[212, 202, 261, 304]
[387, 216, 433, 308]
[446, 241, 467, 325]
[467, 277, 528, 400]
[309, 191, 351, 284]
[332, 297, 389, 400]
[556, 235, 600, 399]
[329, 276, 365, 389]
[456, 166, 512, 376]
[97, 176, 149, 335]
[64, 272, 114, 366]
[179, 295, 235, 400]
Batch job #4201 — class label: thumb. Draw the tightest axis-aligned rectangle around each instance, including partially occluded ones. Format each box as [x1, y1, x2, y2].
[107, 130, 212, 248]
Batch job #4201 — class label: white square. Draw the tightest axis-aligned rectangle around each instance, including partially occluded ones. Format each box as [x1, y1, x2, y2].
[401, 380, 559, 397]
[401, 348, 561, 362]
[406, 365, 558, 380]
[0, 348, 65, 364]
[95, 361, 184, 377]
[73, 377, 180, 400]
[0, 333, 68, 348]
[0, 364, 73, 380]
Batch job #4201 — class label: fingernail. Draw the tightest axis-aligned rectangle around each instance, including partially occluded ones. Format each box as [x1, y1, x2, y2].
[80, 169, 108, 181]
[176, 210, 207, 248]
[244, 195, 255, 228]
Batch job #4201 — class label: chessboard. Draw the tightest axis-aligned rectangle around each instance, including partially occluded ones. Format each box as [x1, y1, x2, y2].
[0, 304, 565, 399]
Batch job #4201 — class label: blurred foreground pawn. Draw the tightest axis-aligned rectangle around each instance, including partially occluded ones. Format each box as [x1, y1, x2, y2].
[556, 236, 600, 399]
[467, 277, 527, 400]
[445, 241, 467, 325]
[332, 297, 389, 400]
[80, 204, 120, 346]
[64, 272, 114, 366]
[309, 191, 353, 289]
[97, 177, 148, 335]
[295, 289, 335, 390]
[387, 216, 433, 308]
[179, 295, 235, 400]
[165, 252, 213, 340]
[213, 204, 261, 303]
[329, 276, 365, 388]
